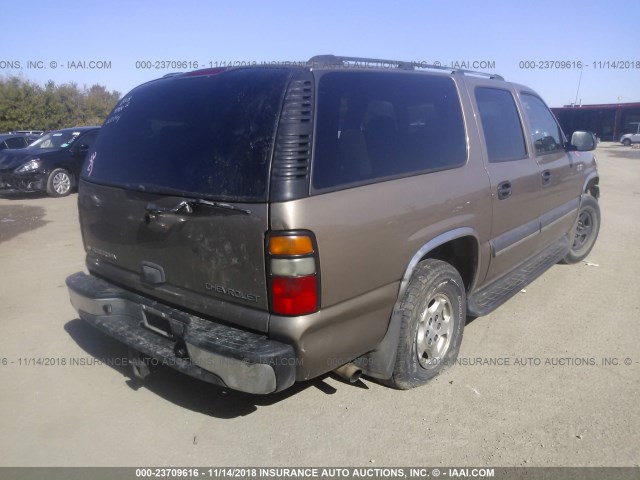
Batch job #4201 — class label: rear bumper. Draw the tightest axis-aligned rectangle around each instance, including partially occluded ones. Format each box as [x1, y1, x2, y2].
[65, 272, 296, 394]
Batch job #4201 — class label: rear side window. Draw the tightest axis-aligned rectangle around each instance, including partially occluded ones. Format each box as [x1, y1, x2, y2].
[475, 87, 527, 162]
[313, 72, 466, 190]
[520, 93, 564, 155]
[83, 69, 290, 201]
[5, 137, 27, 148]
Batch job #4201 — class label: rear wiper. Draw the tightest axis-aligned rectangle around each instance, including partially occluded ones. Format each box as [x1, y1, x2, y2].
[145, 198, 251, 216]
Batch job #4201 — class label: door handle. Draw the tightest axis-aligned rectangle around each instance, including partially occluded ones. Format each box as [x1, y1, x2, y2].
[542, 170, 552, 185]
[497, 181, 512, 200]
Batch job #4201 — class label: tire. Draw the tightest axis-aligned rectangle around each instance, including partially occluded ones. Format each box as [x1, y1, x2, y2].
[385, 259, 466, 389]
[622, 139, 631, 146]
[561, 196, 600, 264]
[46, 168, 73, 197]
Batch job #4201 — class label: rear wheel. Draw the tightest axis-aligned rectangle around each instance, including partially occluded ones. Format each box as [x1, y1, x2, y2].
[622, 138, 631, 146]
[386, 259, 466, 389]
[561, 196, 600, 264]
[46, 168, 73, 197]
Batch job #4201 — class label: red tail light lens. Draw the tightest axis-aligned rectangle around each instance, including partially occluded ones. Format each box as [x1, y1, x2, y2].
[271, 275, 318, 316]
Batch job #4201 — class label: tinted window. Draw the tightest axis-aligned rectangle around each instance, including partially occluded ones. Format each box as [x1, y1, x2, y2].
[5, 137, 27, 148]
[520, 93, 564, 155]
[313, 72, 466, 190]
[83, 69, 290, 201]
[475, 88, 527, 162]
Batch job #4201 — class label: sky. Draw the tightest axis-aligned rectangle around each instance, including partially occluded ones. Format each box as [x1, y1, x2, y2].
[2, 0, 639, 107]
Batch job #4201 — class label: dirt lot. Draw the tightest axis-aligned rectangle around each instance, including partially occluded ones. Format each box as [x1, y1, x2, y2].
[0, 143, 638, 467]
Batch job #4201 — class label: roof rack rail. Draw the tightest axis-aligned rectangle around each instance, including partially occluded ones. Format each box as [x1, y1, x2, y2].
[307, 55, 414, 70]
[306, 55, 504, 80]
[451, 69, 504, 81]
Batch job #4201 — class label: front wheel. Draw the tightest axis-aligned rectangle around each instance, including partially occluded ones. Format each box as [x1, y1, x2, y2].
[386, 259, 466, 389]
[622, 139, 631, 146]
[561, 196, 600, 264]
[46, 168, 73, 197]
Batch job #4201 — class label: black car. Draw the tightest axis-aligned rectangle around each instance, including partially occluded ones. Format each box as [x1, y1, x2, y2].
[0, 127, 100, 197]
[0, 134, 32, 151]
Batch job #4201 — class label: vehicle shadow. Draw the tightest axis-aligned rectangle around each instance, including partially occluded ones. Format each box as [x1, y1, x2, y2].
[0, 204, 48, 243]
[0, 191, 49, 201]
[64, 318, 351, 417]
[606, 147, 640, 159]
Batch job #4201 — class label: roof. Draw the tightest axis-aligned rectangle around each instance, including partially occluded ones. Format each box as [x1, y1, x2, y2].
[167, 55, 506, 83]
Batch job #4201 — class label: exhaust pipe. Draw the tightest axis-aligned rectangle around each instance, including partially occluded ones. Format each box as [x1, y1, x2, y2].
[333, 363, 362, 383]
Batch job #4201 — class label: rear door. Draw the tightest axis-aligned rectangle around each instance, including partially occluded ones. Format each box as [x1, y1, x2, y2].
[79, 68, 291, 332]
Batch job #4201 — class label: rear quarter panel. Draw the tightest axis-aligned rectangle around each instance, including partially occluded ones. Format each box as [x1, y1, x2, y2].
[270, 157, 491, 379]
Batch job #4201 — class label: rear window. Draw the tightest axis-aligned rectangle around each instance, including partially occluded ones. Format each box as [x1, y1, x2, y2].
[4, 137, 27, 149]
[313, 72, 466, 190]
[83, 68, 290, 201]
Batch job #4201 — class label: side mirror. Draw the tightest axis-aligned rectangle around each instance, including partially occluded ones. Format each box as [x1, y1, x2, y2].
[568, 131, 596, 152]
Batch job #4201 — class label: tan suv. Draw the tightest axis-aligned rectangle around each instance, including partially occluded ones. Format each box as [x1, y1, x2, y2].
[66, 55, 600, 394]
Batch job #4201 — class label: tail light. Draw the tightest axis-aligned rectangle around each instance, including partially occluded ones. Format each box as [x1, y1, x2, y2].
[267, 232, 319, 316]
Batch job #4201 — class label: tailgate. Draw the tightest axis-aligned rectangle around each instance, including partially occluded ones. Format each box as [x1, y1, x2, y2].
[79, 182, 270, 331]
[76, 68, 292, 332]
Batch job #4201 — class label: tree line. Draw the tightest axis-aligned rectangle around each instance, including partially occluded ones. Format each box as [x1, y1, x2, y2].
[0, 75, 121, 132]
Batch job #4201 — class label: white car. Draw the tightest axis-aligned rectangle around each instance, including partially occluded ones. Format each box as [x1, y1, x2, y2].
[620, 123, 640, 146]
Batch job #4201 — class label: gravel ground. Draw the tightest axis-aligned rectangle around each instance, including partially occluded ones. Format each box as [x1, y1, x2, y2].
[0, 143, 638, 467]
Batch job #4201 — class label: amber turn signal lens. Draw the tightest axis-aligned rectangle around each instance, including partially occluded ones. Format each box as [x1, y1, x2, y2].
[269, 235, 314, 256]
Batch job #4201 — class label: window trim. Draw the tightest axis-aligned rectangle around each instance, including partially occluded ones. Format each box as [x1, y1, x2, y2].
[474, 86, 529, 164]
[309, 70, 468, 196]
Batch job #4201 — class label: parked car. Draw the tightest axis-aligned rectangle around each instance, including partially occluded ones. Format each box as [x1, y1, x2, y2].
[66, 55, 600, 394]
[620, 122, 640, 146]
[0, 127, 99, 197]
[0, 134, 32, 150]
